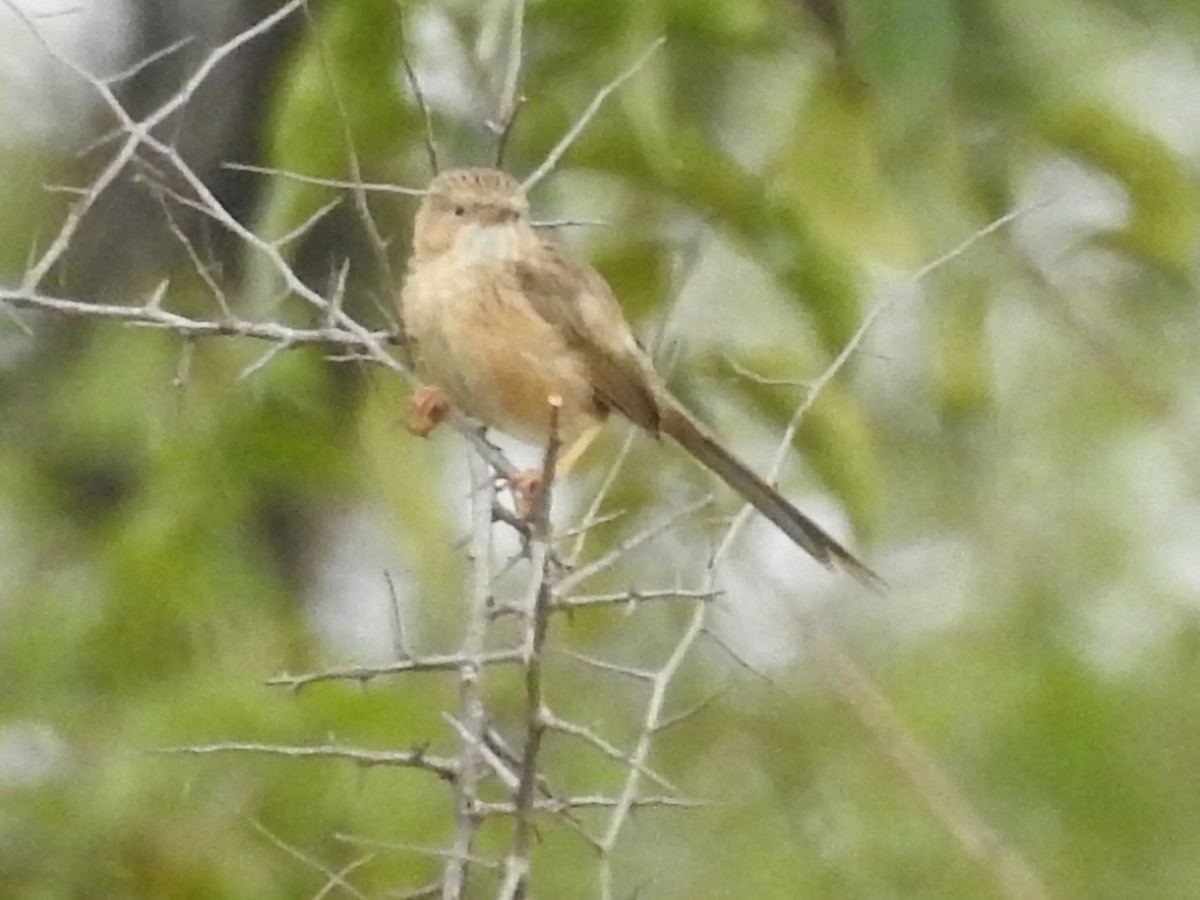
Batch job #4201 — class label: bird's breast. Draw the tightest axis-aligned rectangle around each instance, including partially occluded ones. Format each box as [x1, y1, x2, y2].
[403, 258, 601, 446]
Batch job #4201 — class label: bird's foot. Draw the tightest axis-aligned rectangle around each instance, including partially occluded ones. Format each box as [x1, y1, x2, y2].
[508, 469, 543, 519]
[406, 386, 449, 437]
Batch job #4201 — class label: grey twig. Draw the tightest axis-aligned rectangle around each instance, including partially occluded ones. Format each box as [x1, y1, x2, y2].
[442, 451, 498, 899]
[502, 398, 562, 897]
[443, 714, 521, 791]
[653, 685, 731, 735]
[0, 286, 385, 347]
[522, 36, 666, 191]
[491, 0, 525, 171]
[336, 833, 499, 868]
[557, 495, 711, 595]
[224, 161, 424, 195]
[542, 709, 678, 794]
[568, 427, 639, 565]
[156, 741, 458, 781]
[478, 795, 702, 817]
[246, 817, 373, 900]
[489, 587, 719, 618]
[394, 0, 440, 174]
[102, 36, 194, 87]
[266, 649, 523, 691]
[557, 649, 654, 682]
[384, 570, 413, 661]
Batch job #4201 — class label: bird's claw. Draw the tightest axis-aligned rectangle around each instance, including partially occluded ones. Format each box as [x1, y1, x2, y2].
[508, 469, 543, 519]
[406, 386, 449, 437]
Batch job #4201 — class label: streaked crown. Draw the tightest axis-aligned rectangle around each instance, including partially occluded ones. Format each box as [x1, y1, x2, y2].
[424, 167, 527, 215]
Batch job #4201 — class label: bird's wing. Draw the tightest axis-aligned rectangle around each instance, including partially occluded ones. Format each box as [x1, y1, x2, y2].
[508, 240, 663, 434]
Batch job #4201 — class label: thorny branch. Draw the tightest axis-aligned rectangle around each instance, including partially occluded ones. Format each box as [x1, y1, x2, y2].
[266, 649, 524, 691]
[0, 285, 391, 348]
[157, 741, 458, 780]
[442, 450, 496, 900]
[498, 398, 559, 899]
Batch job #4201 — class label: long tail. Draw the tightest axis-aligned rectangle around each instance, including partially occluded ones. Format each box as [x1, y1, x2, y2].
[659, 401, 886, 593]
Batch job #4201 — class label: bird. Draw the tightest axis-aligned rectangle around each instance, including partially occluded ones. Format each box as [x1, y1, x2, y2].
[399, 167, 884, 592]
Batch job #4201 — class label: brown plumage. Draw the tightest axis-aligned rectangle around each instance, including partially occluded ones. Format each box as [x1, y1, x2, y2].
[400, 167, 884, 592]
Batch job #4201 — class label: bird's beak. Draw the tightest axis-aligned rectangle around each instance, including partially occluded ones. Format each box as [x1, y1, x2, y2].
[475, 204, 512, 226]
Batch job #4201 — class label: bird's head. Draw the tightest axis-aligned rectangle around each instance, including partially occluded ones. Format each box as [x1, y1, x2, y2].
[411, 167, 531, 261]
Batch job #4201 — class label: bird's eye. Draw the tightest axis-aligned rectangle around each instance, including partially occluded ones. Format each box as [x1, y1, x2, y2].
[453, 206, 466, 217]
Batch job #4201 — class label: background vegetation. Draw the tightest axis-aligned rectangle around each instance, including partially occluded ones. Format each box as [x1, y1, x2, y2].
[1, 0, 1198, 896]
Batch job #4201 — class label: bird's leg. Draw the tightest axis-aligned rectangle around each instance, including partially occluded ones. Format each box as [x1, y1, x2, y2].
[406, 386, 449, 437]
[509, 421, 604, 518]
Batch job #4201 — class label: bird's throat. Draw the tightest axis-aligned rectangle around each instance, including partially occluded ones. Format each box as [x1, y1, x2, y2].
[455, 223, 523, 263]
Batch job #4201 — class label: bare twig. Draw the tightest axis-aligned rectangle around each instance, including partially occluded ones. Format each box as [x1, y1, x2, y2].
[393, 883, 444, 900]
[531, 217, 609, 229]
[556, 495, 711, 595]
[542, 709, 678, 794]
[442, 451, 498, 899]
[443, 713, 521, 791]
[394, 0, 440, 174]
[496, 0, 525, 130]
[0, 286, 382, 345]
[271, 196, 345, 249]
[653, 684, 731, 735]
[522, 36, 666, 191]
[103, 36, 194, 87]
[558, 649, 654, 683]
[503, 398, 562, 897]
[568, 427, 639, 565]
[384, 570, 413, 661]
[489, 587, 719, 618]
[6, 0, 548, 531]
[724, 355, 813, 388]
[246, 817, 373, 900]
[562, 587, 719, 610]
[479, 795, 701, 817]
[153, 190, 233, 318]
[224, 161, 423, 195]
[491, 0, 526, 169]
[157, 741, 458, 781]
[238, 338, 297, 381]
[335, 833, 499, 868]
[314, 855, 375, 900]
[266, 649, 523, 691]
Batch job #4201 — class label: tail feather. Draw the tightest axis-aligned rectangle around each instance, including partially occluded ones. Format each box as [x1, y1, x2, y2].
[659, 402, 886, 593]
